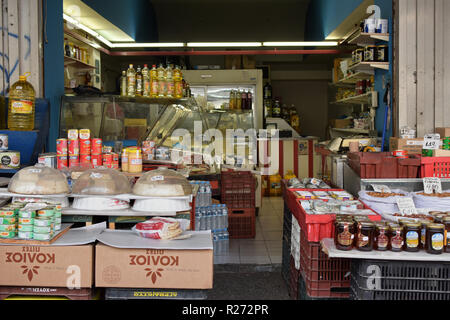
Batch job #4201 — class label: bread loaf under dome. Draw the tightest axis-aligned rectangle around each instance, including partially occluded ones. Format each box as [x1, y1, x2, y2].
[133, 168, 192, 197]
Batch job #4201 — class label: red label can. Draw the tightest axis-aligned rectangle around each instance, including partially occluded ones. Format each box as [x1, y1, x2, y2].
[91, 138, 103, 154]
[68, 139, 80, 155]
[80, 139, 91, 155]
[91, 154, 102, 167]
[56, 139, 68, 155]
[102, 153, 113, 168]
[80, 154, 91, 164]
[57, 155, 68, 169]
[69, 155, 79, 168]
[112, 153, 119, 169]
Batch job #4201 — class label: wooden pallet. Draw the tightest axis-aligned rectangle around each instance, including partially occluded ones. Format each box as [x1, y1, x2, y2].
[0, 286, 93, 300]
[0, 223, 72, 245]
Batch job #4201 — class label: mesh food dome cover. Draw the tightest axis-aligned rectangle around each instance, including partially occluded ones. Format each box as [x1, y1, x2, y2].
[133, 168, 192, 197]
[8, 164, 69, 195]
[72, 167, 131, 195]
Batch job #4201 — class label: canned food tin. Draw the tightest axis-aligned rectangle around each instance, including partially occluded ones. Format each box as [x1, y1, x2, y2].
[33, 233, 51, 241]
[0, 134, 9, 151]
[80, 154, 91, 164]
[18, 231, 33, 240]
[393, 150, 408, 157]
[38, 153, 57, 168]
[142, 140, 156, 148]
[79, 129, 91, 140]
[34, 218, 53, 227]
[18, 218, 34, 225]
[377, 45, 388, 62]
[0, 224, 16, 232]
[364, 45, 377, 62]
[18, 224, 33, 232]
[80, 139, 91, 155]
[102, 153, 113, 168]
[68, 139, 80, 155]
[0, 151, 20, 169]
[112, 153, 119, 169]
[54, 224, 61, 231]
[0, 217, 16, 224]
[56, 139, 68, 155]
[355, 49, 364, 63]
[57, 155, 68, 169]
[103, 146, 113, 153]
[68, 129, 79, 140]
[156, 147, 170, 161]
[37, 208, 54, 218]
[91, 154, 102, 167]
[0, 210, 15, 217]
[18, 210, 35, 218]
[69, 155, 79, 168]
[0, 231, 16, 238]
[33, 226, 52, 234]
[91, 138, 103, 154]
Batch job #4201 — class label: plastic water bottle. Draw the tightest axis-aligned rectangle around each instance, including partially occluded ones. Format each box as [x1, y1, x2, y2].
[206, 182, 212, 206]
[200, 208, 206, 230]
[195, 208, 201, 231]
[206, 207, 212, 230]
[212, 205, 218, 230]
[223, 231, 229, 253]
[213, 233, 218, 254]
[222, 204, 229, 229]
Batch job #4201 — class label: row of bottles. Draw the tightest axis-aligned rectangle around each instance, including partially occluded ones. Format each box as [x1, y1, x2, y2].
[229, 90, 253, 110]
[263, 82, 300, 133]
[192, 181, 212, 208]
[195, 205, 229, 231]
[213, 230, 229, 256]
[121, 64, 191, 99]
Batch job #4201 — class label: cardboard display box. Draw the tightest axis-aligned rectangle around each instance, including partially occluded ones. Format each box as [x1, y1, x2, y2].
[436, 127, 450, 138]
[225, 56, 242, 70]
[433, 149, 450, 157]
[390, 137, 424, 154]
[95, 244, 213, 289]
[330, 118, 353, 129]
[0, 245, 94, 288]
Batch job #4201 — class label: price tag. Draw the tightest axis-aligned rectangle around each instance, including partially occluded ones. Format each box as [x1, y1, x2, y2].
[423, 177, 442, 194]
[423, 134, 441, 150]
[371, 184, 391, 193]
[396, 197, 418, 216]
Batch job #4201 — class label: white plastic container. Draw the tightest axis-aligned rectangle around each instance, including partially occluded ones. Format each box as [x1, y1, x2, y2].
[72, 197, 130, 211]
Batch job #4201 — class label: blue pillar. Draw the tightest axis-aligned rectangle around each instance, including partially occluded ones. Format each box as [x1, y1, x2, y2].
[43, 0, 64, 152]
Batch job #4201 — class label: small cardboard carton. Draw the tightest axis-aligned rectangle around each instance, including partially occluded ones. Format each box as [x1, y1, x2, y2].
[436, 127, 450, 138]
[390, 137, 424, 154]
[0, 245, 94, 288]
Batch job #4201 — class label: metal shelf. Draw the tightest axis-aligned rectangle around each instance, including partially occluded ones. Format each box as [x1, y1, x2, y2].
[335, 71, 374, 85]
[330, 127, 370, 134]
[64, 56, 95, 70]
[331, 91, 377, 105]
[349, 61, 390, 72]
[347, 31, 390, 46]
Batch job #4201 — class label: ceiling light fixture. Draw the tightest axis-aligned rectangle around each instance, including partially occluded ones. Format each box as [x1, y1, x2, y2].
[263, 41, 339, 47]
[187, 42, 262, 47]
[111, 43, 185, 48]
[63, 13, 113, 47]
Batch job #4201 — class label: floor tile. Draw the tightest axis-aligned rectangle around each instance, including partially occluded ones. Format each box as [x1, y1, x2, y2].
[269, 255, 282, 264]
[240, 256, 271, 264]
[262, 231, 283, 241]
[214, 256, 240, 264]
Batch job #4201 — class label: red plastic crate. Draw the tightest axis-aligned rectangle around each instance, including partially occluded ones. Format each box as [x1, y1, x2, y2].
[289, 257, 300, 300]
[348, 152, 398, 178]
[421, 157, 450, 178]
[227, 208, 255, 239]
[285, 188, 382, 242]
[398, 156, 421, 178]
[221, 170, 256, 208]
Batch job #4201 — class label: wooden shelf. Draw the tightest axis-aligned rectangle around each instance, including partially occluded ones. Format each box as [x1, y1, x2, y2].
[335, 71, 374, 85]
[331, 127, 370, 134]
[349, 61, 390, 72]
[64, 56, 95, 70]
[331, 91, 377, 106]
[346, 30, 390, 45]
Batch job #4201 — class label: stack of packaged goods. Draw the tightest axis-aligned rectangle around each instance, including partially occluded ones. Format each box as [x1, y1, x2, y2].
[17, 207, 34, 240]
[142, 141, 156, 161]
[191, 181, 229, 255]
[121, 147, 143, 174]
[0, 204, 21, 239]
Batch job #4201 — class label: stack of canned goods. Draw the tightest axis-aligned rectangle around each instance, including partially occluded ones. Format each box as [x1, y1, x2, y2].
[443, 137, 450, 150]
[0, 203, 24, 238]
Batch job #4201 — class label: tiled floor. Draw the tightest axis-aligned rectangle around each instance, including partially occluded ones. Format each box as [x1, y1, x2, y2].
[214, 197, 283, 265]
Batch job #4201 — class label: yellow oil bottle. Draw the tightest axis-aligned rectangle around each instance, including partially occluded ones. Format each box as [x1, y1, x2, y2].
[8, 73, 35, 131]
[284, 170, 296, 180]
[269, 173, 282, 196]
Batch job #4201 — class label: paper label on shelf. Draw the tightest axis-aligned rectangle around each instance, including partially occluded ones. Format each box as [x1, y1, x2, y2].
[371, 184, 391, 193]
[423, 177, 442, 194]
[396, 197, 418, 215]
[423, 134, 441, 150]
[151, 175, 164, 181]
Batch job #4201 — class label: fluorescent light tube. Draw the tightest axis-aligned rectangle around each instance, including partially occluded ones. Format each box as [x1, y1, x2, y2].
[110, 43, 185, 48]
[187, 42, 262, 47]
[263, 41, 339, 46]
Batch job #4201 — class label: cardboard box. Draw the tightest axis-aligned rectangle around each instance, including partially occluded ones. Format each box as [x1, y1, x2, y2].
[0, 245, 94, 288]
[95, 244, 213, 289]
[330, 118, 353, 129]
[225, 55, 242, 70]
[242, 55, 256, 69]
[433, 149, 450, 157]
[436, 127, 450, 138]
[390, 137, 424, 154]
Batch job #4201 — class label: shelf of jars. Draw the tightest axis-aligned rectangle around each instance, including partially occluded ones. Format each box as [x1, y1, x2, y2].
[330, 91, 378, 106]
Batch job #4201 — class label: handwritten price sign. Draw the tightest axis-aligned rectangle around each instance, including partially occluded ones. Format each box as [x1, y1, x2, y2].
[396, 197, 418, 216]
[423, 177, 442, 194]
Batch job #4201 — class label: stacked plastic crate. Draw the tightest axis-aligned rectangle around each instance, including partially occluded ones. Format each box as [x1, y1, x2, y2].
[281, 201, 292, 286]
[221, 170, 256, 239]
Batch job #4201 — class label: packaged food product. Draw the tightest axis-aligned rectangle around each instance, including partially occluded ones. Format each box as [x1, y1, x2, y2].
[33, 226, 52, 234]
[133, 217, 183, 240]
[426, 224, 445, 254]
[404, 222, 421, 252]
[0, 224, 16, 232]
[330, 191, 354, 201]
[72, 167, 132, 195]
[54, 224, 61, 231]
[0, 216, 16, 225]
[390, 224, 404, 252]
[0, 151, 20, 169]
[0, 231, 16, 238]
[0, 209, 15, 217]
[91, 138, 102, 154]
[79, 129, 90, 140]
[68, 129, 79, 140]
[0, 134, 9, 151]
[295, 191, 316, 200]
[375, 225, 390, 251]
[133, 168, 193, 197]
[80, 154, 91, 164]
[37, 208, 54, 218]
[56, 139, 68, 155]
[18, 218, 33, 225]
[9, 165, 70, 195]
[91, 154, 102, 167]
[18, 231, 33, 240]
[33, 233, 51, 241]
[356, 222, 375, 251]
[72, 197, 130, 211]
[18, 225, 33, 232]
[34, 218, 53, 227]
[69, 155, 79, 168]
[335, 220, 355, 251]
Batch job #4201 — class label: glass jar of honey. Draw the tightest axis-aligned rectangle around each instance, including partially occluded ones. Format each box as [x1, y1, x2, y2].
[426, 224, 445, 255]
[420, 220, 433, 249]
[403, 222, 421, 252]
[390, 224, 404, 252]
[444, 217, 450, 253]
[375, 224, 390, 251]
[356, 222, 374, 251]
[335, 221, 355, 251]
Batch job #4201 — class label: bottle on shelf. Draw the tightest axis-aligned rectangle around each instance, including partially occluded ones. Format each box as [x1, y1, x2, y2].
[166, 65, 174, 98]
[229, 90, 235, 110]
[142, 64, 150, 97]
[136, 66, 143, 97]
[64, 38, 71, 57]
[174, 65, 183, 99]
[272, 100, 281, 118]
[264, 99, 272, 119]
[247, 90, 253, 110]
[150, 64, 158, 98]
[126, 64, 136, 97]
[290, 104, 300, 133]
[281, 103, 290, 122]
[157, 63, 166, 98]
[8, 72, 35, 131]
[120, 71, 127, 97]
[236, 90, 242, 110]
[241, 90, 247, 110]
[264, 82, 272, 100]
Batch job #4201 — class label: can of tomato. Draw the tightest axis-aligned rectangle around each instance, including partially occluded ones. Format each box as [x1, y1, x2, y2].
[56, 139, 68, 155]
[57, 155, 68, 169]
[69, 155, 79, 168]
[91, 154, 102, 167]
[80, 154, 91, 164]
[80, 139, 91, 155]
[91, 138, 103, 154]
[392, 150, 408, 157]
[112, 153, 119, 169]
[68, 139, 80, 155]
[102, 153, 113, 168]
